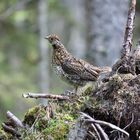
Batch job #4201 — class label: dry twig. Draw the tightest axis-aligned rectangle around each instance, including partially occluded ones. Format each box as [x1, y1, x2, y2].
[123, 113, 134, 130]
[94, 123, 109, 140]
[6, 111, 24, 128]
[112, 0, 136, 74]
[23, 92, 70, 101]
[91, 124, 101, 140]
[80, 112, 129, 138]
[81, 112, 110, 140]
[2, 123, 21, 137]
[121, 0, 136, 58]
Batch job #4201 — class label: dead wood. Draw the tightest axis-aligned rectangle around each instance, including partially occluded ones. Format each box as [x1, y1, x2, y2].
[81, 112, 129, 137]
[112, 0, 136, 74]
[2, 123, 21, 137]
[23, 92, 70, 101]
[121, 0, 136, 58]
[6, 111, 24, 128]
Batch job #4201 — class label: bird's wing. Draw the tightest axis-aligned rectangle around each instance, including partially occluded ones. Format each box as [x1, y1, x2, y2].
[61, 58, 100, 81]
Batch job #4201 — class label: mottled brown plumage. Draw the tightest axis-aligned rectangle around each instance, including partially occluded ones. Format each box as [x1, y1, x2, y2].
[45, 34, 111, 88]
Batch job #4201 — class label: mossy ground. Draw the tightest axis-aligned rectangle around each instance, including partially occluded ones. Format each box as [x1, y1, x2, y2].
[0, 85, 92, 140]
[0, 73, 139, 139]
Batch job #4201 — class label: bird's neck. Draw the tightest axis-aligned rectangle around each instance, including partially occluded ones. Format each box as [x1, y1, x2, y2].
[52, 41, 65, 50]
[52, 42, 71, 65]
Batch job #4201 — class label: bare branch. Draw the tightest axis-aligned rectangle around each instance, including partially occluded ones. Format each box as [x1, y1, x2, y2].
[6, 111, 24, 128]
[22, 92, 70, 101]
[123, 113, 134, 130]
[88, 130, 98, 139]
[93, 123, 109, 140]
[80, 112, 129, 137]
[2, 123, 21, 137]
[121, 0, 136, 58]
[89, 119, 129, 137]
[81, 113, 109, 140]
[91, 124, 101, 140]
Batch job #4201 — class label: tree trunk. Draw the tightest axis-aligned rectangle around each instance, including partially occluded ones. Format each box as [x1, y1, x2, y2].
[63, 0, 86, 59]
[37, 0, 49, 104]
[85, 0, 129, 66]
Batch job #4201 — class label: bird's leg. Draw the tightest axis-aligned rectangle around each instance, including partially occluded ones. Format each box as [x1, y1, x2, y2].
[63, 88, 75, 96]
[74, 86, 79, 94]
[62, 86, 79, 96]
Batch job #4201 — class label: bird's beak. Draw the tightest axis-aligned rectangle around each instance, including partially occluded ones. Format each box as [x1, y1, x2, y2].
[45, 36, 49, 40]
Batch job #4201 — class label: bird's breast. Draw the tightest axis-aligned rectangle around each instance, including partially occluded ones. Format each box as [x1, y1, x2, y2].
[52, 64, 85, 86]
[52, 65, 72, 83]
[52, 65, 64, 76]
[52, 49, 71, 65]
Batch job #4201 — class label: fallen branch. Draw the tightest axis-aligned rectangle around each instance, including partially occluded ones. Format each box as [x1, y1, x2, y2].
[123, 113, 134, 130]
[23, 92, 70, 101]
[88, 130, 98, 140]
[81, 113, 109, 140]
[121, 0, 136, 58]
[90, 124, 101, 140]
[80, 112, 129, 137]
[6, 111, 24, 128]
[93, 123, 109, 140]
[2, 123, 21, 137]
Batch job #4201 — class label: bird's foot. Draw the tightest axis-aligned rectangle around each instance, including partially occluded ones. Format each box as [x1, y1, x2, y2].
[62, 90, 75, 96]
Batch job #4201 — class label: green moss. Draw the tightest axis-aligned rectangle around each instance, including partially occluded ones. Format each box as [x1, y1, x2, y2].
[23, 105, 40, 126]
[108, 74, 123, 90]
[0, 127, 13, 140]
[62, 114, 74, 122]
[43, 119, 69, 140]
[0, 128, 8, 140]
[81, 83, 93, 95]
[23, 105, 49, 130]
[21, 105, 75, 139]
[1, 84, 93, 139]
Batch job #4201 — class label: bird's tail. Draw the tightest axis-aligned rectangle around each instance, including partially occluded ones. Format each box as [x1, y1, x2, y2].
[99, 66, 112, 73]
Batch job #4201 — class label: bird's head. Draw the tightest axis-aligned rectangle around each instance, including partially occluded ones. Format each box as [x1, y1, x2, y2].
[45, 34, 61, 48]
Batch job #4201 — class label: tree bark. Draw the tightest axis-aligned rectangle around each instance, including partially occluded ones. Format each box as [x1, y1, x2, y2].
[85, 0, 129, 66]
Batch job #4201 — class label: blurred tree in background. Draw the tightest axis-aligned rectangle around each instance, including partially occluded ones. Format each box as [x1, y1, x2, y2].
[37, 0, 49, 104]
[0, 0, 139, 122]
[85, 0, 129, 66]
